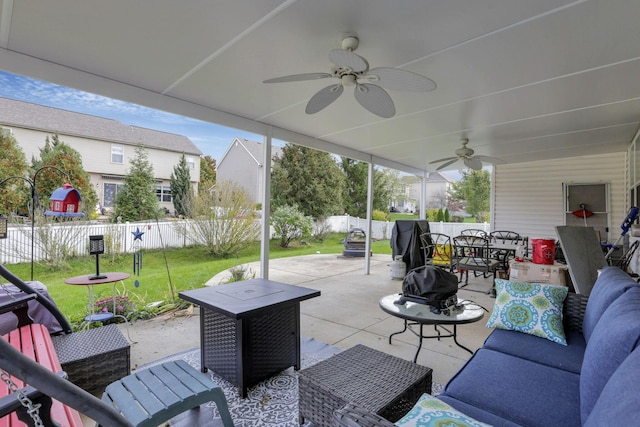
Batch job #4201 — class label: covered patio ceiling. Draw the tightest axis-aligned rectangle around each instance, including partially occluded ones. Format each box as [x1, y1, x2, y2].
[0, 0, 639, 175]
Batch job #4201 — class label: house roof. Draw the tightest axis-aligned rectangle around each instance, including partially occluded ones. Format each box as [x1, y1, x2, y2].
[0, 97, 202, 155]
[219, 138, 282, 166]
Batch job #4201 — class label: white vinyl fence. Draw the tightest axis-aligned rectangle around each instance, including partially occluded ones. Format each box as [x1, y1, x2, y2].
[0, 217, 490, 264]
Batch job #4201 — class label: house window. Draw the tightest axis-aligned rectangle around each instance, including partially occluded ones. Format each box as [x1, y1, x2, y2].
[104, 183, 124, 208]
[186, 157, 195, 170]
[111, 144, 124, 164]
[156, 186, 172, 202]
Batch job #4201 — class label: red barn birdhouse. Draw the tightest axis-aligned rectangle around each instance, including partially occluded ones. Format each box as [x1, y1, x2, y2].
[45, 183, 85, 217]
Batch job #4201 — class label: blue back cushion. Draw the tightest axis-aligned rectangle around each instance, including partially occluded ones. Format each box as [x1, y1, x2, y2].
[580, 286, 640, 423]
[584, 345, 640, 426]
[582, 267, 637, 342]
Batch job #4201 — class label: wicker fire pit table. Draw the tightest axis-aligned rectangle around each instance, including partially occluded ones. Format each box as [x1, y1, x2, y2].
[298, 344, 432, 427]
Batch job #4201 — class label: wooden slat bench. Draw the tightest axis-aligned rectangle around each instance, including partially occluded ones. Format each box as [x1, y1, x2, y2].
[1, 322, 83, 427]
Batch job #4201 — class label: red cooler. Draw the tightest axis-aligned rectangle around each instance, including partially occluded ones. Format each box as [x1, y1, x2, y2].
[531, 238, 555, 264]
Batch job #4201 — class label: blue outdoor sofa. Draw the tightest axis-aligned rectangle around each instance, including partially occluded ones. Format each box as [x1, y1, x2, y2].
[334, 266, 640, 426]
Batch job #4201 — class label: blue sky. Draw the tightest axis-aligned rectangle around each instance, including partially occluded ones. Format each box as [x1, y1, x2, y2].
[0, 71, 263, 162]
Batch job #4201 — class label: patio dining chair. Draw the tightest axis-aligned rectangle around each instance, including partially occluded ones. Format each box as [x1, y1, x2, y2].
[459, 228, 488, 238]
[419, 232, 454, 271]
[452, 234, 500, 294]
[489, 230, 527, 272]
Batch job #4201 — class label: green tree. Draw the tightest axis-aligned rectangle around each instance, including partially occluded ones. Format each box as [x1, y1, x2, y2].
[170, 154, 192, 217]
[199, 155, 216, 194]
[271, 144, 344, 219]
[339, 159, 400, 217]
[0, 128, 29, 214]
[449, 169, 491, 222]
[31, 134, 98, 216]
[114, 145, 159, 221]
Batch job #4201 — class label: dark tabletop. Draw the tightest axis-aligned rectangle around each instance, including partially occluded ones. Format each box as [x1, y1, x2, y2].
[179, 279, 320, 319]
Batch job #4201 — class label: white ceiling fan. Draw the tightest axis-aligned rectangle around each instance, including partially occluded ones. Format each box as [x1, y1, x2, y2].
[263, 34, 436, 118]
[429, 139, 506, 171]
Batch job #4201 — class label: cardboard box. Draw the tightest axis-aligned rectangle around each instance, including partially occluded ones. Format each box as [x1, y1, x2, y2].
[508, 260, 569, 287]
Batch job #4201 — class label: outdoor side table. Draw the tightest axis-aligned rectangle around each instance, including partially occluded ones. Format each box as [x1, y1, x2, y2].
[51, 323, 130, 395]
[64, 272, 130, 324]
[179, 279, 320, 398]
[379, 293, 484, 362]
[298, 344, 432, 427]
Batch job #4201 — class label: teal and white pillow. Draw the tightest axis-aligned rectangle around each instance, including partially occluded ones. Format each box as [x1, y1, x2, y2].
[396, 393, 491, 427]
[486, 279, 568, 345]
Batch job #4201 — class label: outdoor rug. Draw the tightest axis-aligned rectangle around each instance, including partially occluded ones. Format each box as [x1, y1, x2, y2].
[138, 338, 441, 427]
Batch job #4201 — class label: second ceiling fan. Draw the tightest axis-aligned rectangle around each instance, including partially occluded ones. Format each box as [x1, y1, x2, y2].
[430, 139, 506, 171]
[263, 35, 436, 118]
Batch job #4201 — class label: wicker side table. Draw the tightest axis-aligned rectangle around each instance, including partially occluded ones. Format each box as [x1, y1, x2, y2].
[51, 323, 130, 395]
[298, 344, 432, 427]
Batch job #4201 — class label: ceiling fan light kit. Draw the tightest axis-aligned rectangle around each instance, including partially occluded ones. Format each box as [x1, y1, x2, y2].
[263, 34, 436, 118]
[430, 139, 506, 171]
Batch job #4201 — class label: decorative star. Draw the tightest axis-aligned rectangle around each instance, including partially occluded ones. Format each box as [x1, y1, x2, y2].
[132, 227, 145, 241]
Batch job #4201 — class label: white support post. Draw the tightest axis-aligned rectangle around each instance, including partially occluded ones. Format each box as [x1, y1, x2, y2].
[364, 161, 374, 275]
[260, 129, 273, 279]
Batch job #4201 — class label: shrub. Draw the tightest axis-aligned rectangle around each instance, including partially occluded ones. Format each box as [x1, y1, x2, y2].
[372, 210, 388, 221]
[175, 180, 260, 256]
[271, 205, 313, 248]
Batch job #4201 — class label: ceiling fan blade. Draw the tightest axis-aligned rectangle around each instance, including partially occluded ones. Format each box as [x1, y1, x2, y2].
[305, 84, 344, 114]
[354, 83, 395, 118]
[474, 155, 506, 165]
[367, 67, 436, 91]
[464, 157, 483, 170]
[328, 49, 368, 72]
[263, 72, 332, 83]
[429, 156, 457, 165]
[436, 158, 459, 171]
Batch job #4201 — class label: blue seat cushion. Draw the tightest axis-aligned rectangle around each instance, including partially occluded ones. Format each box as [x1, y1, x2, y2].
[483, 328, 585, 373]
[438, 395, 521, 427]
[442, 349, 581, 427]
[584, 346, 640, 426]
[582, 267, 637, 342]
[580, 286, 640, 423]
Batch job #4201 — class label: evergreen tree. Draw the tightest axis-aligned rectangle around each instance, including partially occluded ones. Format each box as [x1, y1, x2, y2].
[271, 144, 344, 219]
[340, 158, 395, 217]
[0, 128, 29, 215]
[30, 134, 98, 216]
[170, 154, 192, 217]
[199, 155, 216, 194]
[114, 145, 159, 221]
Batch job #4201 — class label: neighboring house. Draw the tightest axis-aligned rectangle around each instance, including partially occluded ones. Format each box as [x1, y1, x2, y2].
[0, 97, 202, 214]
[216, 138, 282, 205]
[395, 172, 453, 213]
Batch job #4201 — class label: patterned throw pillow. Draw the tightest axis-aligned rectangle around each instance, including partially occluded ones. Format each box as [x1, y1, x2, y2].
[486, 279, 568, 345]
[396, 393, 491, 427]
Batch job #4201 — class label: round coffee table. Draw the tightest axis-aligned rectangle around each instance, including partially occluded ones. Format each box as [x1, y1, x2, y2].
[379, 293, 485, 362]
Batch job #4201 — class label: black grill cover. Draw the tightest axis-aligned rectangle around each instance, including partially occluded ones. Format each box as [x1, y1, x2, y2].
[390, 220, 430, 272]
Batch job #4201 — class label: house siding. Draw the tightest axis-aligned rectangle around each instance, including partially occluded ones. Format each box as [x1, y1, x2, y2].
[217, 139, 261, 203]
[493, 151, 626, 243]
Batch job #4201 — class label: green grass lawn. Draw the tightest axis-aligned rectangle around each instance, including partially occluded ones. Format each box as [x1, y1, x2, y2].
[7, 233, 392, 326]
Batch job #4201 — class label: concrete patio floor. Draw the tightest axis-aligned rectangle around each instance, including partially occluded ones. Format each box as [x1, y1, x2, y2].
[119, 253, 497, 387]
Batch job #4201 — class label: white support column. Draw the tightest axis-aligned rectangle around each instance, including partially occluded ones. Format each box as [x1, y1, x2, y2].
[260, 129, 273, 279]
[364, 161, 374, 275]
